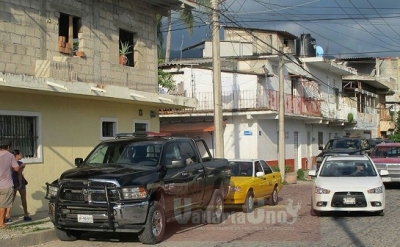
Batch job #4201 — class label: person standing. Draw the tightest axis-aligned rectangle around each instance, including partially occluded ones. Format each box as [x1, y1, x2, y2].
[5, 150, 31, 222]
[0, 140, 20, 229]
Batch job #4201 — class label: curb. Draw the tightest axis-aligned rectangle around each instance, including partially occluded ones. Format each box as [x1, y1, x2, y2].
[3, 228, 57, 247]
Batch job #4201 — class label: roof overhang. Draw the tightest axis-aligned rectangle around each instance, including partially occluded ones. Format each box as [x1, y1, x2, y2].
[342, 75, 393, 91]
[143, 0, 197, 15]
[0, 73, 197, 108]
[160, 121, 226, 133]
[300, 57, 357, 76]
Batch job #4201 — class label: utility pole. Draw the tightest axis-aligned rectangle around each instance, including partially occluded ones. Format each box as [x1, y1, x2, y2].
[278, 50, 286, 179]
[212, 0, 224, 158]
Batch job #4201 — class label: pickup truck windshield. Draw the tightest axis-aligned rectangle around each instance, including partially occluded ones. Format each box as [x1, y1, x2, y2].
[85, 142, 162, 166]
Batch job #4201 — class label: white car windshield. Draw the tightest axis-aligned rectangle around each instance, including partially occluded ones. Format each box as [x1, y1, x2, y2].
[319, 160, 377, 177]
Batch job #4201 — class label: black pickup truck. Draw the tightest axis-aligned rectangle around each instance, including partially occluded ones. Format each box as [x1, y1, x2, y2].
[45, 132, 231, 244]
[315, 136, 371, 169]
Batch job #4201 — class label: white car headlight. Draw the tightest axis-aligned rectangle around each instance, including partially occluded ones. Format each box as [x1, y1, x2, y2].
[230, 186, 242, 192]
[122, 187, 147, 199]
[315, 186, 331, 194]
[46, 184, 59, 198]
[367, 186, 384, 194]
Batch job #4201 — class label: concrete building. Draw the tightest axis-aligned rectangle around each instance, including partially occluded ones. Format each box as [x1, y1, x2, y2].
[159, 27, 393, 172]
[0, 0, 197, 215]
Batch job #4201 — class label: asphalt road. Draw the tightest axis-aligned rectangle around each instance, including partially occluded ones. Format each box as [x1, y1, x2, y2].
[28, 181, 400, 247]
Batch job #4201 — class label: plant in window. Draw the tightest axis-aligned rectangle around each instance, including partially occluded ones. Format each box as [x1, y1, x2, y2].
[119, 41, 132, 65]
[347, 112, 354, 123]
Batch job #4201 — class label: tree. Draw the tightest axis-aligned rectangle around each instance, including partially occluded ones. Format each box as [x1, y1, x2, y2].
[164, 1, 211, 62]
[388, 110, 400, 142]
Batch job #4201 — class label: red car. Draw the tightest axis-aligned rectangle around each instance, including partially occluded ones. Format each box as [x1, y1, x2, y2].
[370, 142, 400, 183]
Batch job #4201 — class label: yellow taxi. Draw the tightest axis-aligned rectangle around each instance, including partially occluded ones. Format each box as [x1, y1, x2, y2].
[224, 159, 283, 213]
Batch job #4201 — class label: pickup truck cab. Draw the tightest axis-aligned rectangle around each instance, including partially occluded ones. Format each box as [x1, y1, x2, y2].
[45, 132, 231, 244]
[315, 136, 370, 169]
[370, 142, 400, 183]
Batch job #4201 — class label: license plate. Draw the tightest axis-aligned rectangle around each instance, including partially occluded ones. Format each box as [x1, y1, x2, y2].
[77, 214, 93, 223]
[382, 177, 392, 182]
[343, 197, 356, 204]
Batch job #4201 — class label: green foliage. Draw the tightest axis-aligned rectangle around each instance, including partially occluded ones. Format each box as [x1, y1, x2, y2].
[347, 113, 354, 123]
[119, 41, 132, 55]
[297, 169, 305, 180]
[158, 62, 175, 90]
[388, 110, 400, 142]
[272, 165, 291, 173]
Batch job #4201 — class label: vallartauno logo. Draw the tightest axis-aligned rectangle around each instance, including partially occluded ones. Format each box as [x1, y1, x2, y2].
[173, 198, 302, 225]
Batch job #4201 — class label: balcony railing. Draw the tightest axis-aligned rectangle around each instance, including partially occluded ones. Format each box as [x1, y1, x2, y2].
[160, 89, 321, 117]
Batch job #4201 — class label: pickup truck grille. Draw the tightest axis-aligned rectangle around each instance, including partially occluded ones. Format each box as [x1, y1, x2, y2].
[60, 180, 120, 203]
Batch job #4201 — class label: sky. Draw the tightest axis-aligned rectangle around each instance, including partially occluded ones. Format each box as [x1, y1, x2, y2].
[163, 0, 400, 59]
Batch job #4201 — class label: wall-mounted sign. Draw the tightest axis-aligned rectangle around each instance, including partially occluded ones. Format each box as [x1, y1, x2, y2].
[244, 130, 253, 136]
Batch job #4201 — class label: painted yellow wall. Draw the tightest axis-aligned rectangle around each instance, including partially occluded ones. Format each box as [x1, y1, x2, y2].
[1, 91, 160, 216]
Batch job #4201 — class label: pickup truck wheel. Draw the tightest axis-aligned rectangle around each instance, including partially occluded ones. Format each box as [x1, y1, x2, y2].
[54, 227, 82, 241]
[268, 186, 278, 205]
[205, 189, 224, 224]
[138, 201, 165, 244]
[243, 191, 255, 213]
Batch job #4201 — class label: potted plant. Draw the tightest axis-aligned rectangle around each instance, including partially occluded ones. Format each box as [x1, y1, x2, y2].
[119, 41, 132, 65]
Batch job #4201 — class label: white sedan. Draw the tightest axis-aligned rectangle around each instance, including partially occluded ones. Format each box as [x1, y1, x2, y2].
[308, 155, 389, 216]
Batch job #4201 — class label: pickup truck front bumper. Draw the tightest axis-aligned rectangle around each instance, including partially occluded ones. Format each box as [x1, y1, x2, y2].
[49, 200, 149, 232]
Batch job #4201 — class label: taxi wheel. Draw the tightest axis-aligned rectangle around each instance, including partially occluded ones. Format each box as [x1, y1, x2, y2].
[243, 191, 254, 213]
[268, 187, 278, 205]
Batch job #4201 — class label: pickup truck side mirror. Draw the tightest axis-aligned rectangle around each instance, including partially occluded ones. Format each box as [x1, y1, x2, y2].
[318, 145, 324, 150]
[75, 158, 83, 167]
[166, 159, 186, 169]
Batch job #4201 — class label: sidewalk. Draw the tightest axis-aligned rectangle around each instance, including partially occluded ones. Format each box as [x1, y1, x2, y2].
[1, 210, 57, 247]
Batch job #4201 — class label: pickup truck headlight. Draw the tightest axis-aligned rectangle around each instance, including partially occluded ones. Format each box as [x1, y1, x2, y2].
[367, 186, 384, 194]
[230, 186, 242, 192]
[46, 184, 59, 198]
[315, 186, 331, 194]
[122, 187, 147, 199]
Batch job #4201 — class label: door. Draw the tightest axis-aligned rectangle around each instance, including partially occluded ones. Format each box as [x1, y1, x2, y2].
[294, 131, 299, 170]
[254, 161, 268, 199]
[261, 160, 276, 197]
[178, 140, 205, 207]
[162, 141, 192, 219]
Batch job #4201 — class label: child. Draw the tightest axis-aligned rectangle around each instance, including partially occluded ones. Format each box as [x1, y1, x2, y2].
[5, 150, 31, 222]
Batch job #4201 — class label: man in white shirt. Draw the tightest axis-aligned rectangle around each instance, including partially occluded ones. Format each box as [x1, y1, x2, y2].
[0, 140, 19, 229]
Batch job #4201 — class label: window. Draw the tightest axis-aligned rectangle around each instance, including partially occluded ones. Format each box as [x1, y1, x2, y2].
[179, 140, 198, 163]
[100, 117, 117, 140]
[260, 160, 273, 174]
[134, 120, 149, 132]
[119, 29, 135, 67]
[0, 110, 42, 163]
[58, 13, 82, 55]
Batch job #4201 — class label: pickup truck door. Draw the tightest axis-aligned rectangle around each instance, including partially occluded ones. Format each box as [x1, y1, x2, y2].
[178, 140, 206, 207]
[162, 142, 192, 217]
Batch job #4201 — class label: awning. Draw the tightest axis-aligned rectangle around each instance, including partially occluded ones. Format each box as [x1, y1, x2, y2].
[380, 121, 395, 132]
[160, 122, 225, 133]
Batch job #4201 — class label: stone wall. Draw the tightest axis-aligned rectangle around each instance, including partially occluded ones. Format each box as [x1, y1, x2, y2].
[0, 0, 158, 92]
